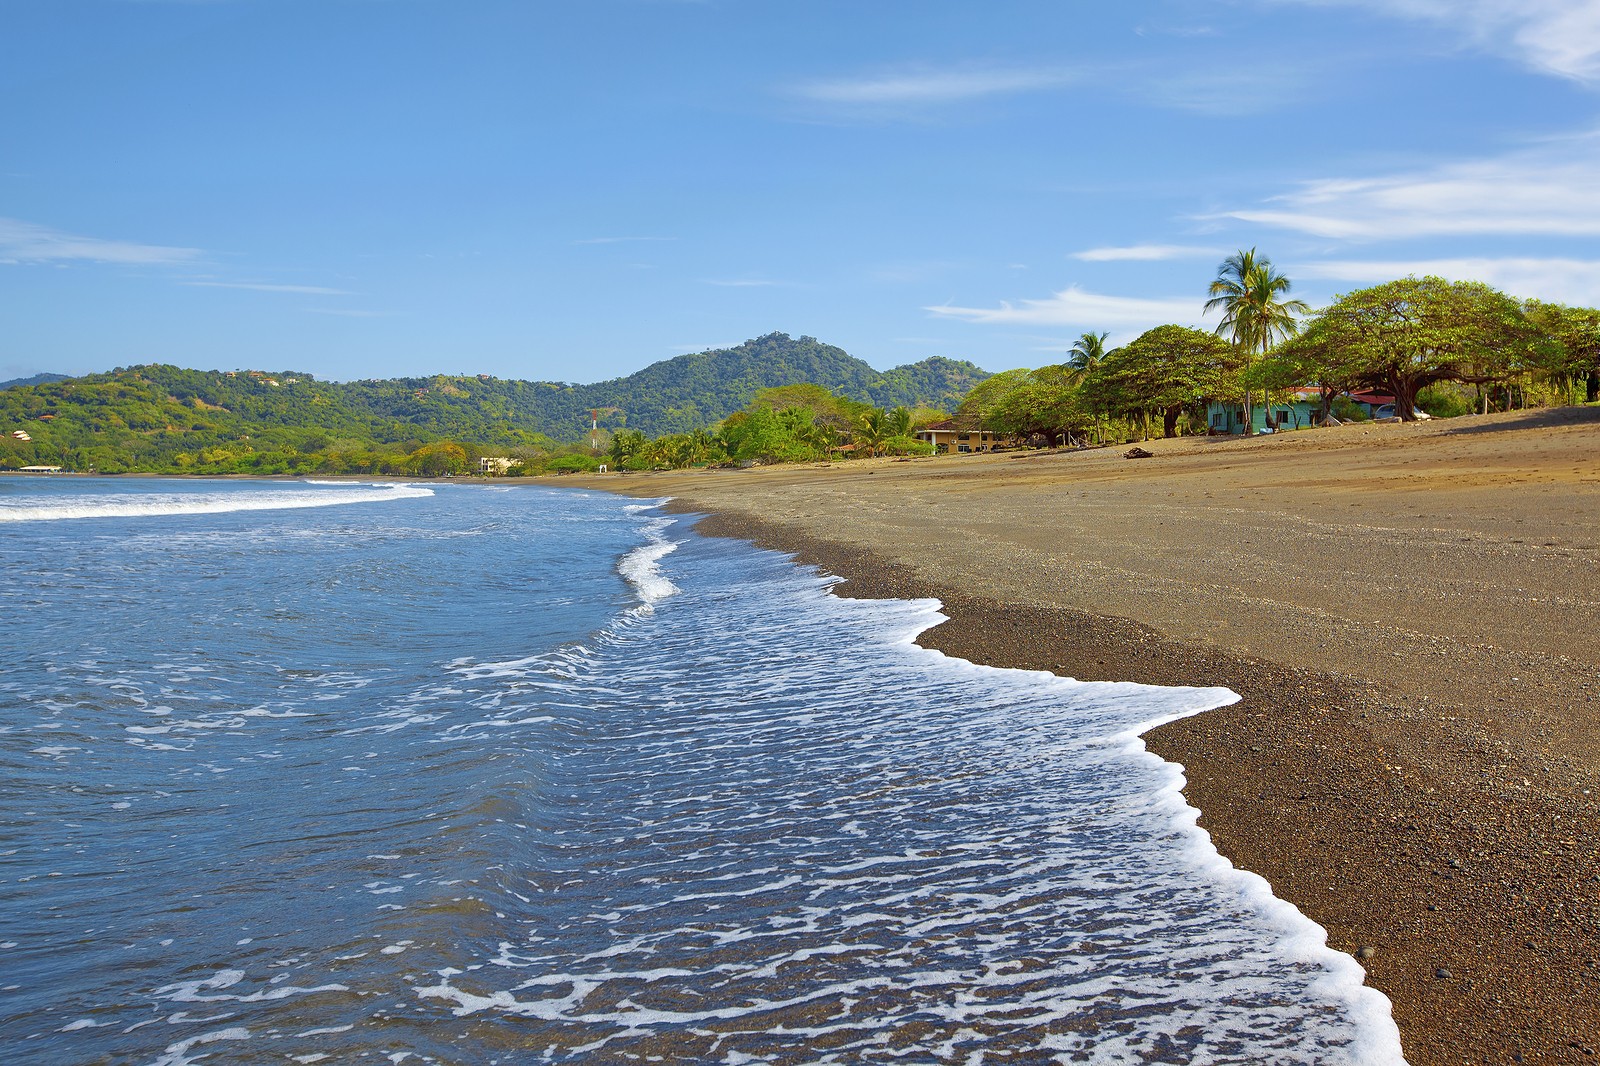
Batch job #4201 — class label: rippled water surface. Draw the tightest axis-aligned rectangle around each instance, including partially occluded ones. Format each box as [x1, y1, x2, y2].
[0, 477, 1403, 1064]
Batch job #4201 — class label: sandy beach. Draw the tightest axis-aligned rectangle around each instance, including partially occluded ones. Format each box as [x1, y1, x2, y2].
[568, 406, 1600, 1065]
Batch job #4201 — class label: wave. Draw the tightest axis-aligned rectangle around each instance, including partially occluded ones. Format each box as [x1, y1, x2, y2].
[616, 501, 680, 610]
[399, 532, 1407, 1063]
[0, 484, 434, 523]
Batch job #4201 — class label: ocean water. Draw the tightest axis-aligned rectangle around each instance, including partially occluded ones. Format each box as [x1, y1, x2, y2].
[0, 477, 1405, 1065]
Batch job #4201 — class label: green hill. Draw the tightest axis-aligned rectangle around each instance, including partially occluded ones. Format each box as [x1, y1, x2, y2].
[0, 333, 989, 473]
[0, 372, 70, 389]
[529, 333, 989, 435]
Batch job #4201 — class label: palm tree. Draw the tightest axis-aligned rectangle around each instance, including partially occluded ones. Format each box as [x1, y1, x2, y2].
[1066, 331, 1109, 375]
[1205, 249, 1309, 431]
[1062, 333, 1110, 443]
[854, 409, 890, 458]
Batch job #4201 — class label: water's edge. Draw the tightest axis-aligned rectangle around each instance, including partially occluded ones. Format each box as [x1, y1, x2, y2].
[633, 495, 1407, 1063]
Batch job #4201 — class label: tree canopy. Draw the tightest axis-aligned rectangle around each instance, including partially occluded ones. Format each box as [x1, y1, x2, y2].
[1085, 325, 1239, 436]
[1271, 277, 1554, 420]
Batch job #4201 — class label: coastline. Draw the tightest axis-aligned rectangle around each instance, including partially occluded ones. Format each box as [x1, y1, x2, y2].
[569, 407, 1600, 1065]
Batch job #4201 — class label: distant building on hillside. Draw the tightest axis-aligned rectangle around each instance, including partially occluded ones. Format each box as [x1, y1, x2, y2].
[915, 419, 1009, 454]
[478, 456, 522, 475]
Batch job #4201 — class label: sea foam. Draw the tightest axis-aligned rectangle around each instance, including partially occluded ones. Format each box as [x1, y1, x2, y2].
[616, 502, 681, 608]
[0, 483, 433, 523]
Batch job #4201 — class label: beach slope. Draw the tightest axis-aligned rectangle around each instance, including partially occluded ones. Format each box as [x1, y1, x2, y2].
[570, 407, 1600, 1063]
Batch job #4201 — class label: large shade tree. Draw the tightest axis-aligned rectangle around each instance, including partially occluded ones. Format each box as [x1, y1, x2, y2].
[1277, 277, 1552, 419]
[1085, 325, 1238, 437]
[1205, 249, 1309, 429]
[1523, 300, 1600, 405]
[954, 365, 1093, 446]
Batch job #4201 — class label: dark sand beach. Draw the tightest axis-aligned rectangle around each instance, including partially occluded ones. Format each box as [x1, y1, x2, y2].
[569, 406, 1600, 1064]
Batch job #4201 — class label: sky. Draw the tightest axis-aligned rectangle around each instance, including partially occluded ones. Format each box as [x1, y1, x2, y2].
[4, 0, 1600, 383]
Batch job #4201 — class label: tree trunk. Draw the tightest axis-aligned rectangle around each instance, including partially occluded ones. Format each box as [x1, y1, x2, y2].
[1162, 404, 1182, 438]
[1394, 377, 1419, 421]
[1587, 370, 1599, 404]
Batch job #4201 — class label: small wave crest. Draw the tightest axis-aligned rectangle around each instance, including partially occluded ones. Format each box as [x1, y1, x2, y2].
[618, 527, 680, 607]
[0, 484, 434, 523]
[614, 500, 681, 610]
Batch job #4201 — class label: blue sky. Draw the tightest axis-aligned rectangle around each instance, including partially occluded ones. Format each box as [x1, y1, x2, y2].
[4, 0, 1600, 383]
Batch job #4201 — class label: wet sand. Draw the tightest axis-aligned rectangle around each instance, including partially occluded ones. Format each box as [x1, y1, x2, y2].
[566, 406, 1600, 1065]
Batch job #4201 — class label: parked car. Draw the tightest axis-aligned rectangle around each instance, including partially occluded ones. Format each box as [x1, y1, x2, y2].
[1372, 404, 1432, 421]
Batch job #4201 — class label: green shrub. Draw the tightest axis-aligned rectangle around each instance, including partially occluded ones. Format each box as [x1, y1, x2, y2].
[544, 454, 601, 474]
[881, 435, 935, 457]
[1331, 395, 1370, 422]
[1417, 384, 1472, 419]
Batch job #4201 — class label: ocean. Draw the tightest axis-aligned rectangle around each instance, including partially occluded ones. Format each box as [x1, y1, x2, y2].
[0, 477, 1405, 1064]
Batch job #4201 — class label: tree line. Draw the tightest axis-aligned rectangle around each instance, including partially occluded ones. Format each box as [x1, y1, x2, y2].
[596, 384, 941, 472]
[957, 254, 1600, 445]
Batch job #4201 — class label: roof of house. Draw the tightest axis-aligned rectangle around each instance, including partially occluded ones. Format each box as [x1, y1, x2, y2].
[919, 419, 1003, 433]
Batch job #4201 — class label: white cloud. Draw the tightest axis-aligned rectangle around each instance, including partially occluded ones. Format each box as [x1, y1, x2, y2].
[1221, 136, 1600, 239]
[927, 285, 1211, 339]
[1129, 62, 1312, 116]
[792, 59, 1303, 119]
[1072, 244, 1222, 262]
[1274, 0, 1600, 83]
[795, 64, 1079, 107]
[184, 281, 354, 295]
[0, 217, 202, 266]
[1134, 22, 1220, 38]
[1297, 256, 1600, 305]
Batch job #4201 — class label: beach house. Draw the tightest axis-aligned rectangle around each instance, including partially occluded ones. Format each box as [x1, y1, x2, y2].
[1205, 388, 1326, 434]
[915, 419, 1010, 454]
[478, 456, 521, 475]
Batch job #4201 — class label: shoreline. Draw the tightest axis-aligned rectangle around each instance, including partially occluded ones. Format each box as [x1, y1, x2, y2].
[572, 407, 1600, 1065]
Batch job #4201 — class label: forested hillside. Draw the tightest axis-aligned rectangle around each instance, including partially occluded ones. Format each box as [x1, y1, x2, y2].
[0, 334, 988, 473]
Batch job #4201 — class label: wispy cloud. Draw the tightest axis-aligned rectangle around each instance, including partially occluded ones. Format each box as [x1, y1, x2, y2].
[927, 285, 1209, 338]
[1272, 0, 1600, 83]
[1220, 134, 1600, 239]
[183, 281, 355, 295]
[572, 236, 676, 245]
[1134, 22, 1220, 38]
[1297, 256, 1600, 305]
[1129, 62, 1312, 116]
[1072, 243, 1223, 262]
[794, 64, 1080, 107]
[0, 217, 202, 266]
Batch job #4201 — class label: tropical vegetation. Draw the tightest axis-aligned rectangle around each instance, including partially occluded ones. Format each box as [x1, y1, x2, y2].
[605, 384, 937, 470]
[7, 264, 1598, 476]
[950, 258, 1599, 447]
[0, 335, 976, 474]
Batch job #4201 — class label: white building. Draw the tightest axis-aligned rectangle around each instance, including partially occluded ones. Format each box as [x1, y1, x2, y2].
[478, 456, 522, 475]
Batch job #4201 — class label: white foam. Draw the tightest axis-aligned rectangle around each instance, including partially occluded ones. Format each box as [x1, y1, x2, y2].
[616, 501, 682, 609]
[399, 531, 1408, 1063]
[0, 484, 433, 523]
